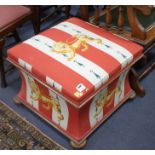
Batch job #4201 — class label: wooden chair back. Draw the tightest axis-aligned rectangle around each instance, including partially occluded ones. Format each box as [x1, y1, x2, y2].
[80, 5, 155, 47]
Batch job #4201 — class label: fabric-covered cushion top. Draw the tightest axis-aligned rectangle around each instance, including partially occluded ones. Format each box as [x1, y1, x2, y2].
[7, 17, 143, 105]
[0, 5, 31, 30]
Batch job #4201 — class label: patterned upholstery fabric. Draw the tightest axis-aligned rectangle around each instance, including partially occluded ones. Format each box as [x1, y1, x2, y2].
[7, 18, 143, 105]
[0, 6, 31, 29]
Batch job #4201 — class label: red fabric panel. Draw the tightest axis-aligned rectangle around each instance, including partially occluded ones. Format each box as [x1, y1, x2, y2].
[8, 43, 94, 103]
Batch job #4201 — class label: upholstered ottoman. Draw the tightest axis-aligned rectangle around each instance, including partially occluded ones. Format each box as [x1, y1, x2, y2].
[7, 18, 144, 148]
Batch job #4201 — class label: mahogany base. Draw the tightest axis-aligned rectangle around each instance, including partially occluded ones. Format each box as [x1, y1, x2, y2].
[70, 140, 87, 149]
[129, 91, 136, 100]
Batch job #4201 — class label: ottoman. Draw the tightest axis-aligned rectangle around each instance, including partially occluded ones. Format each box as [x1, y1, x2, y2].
[7, 17, 144, 148]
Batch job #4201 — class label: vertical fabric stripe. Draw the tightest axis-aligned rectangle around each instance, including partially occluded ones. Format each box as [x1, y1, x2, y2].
[46, 76, 62, 92]
[114, 70, 129, 106]
[49, 90, 69, 130]
[22, 71, 39, 110]
[18, 58, 32, 72]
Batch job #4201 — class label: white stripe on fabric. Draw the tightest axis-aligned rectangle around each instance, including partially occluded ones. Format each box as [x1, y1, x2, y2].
[49, 90, 69, 130]
[24, 35, 109, 90]
[18, 58, 25, 68]
[53, 21, 133, 68]
[46, 76, 62, 92]
[22, 71, 39, 110]
[18, 58, 32, 72]
[25, 63, 32, 72]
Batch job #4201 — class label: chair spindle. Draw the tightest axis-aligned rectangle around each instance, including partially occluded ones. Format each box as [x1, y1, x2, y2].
[105, 6, 112, 29]
[94, 6, 100, 25]
[118, 6, 124, 33]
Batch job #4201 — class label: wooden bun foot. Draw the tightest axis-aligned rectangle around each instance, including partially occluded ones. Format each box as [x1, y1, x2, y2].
[129, 91, 136, 100]
[13, 96, 21, 104]
[70, 140, 87, 149]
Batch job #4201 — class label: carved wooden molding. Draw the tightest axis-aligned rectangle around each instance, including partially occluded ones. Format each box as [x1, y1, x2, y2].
[79, 5, 155, 45]
[131, 5, 153, 15]
[127, 6, 153, 40]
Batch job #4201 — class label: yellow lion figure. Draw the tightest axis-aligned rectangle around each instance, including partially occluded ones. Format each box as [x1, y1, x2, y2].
[52, 34, 102, 61]
[94, 86, 122, 118]
[29, 79, 64, 121]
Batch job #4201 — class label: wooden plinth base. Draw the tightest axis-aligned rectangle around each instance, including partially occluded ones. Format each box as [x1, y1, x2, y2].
[70, 140, 87, 149]
[129, 91, 136, 100]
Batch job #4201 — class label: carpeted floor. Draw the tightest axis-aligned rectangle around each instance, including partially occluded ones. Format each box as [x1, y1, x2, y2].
[0, 100, 63, 150]
[1, 6, 155, 149]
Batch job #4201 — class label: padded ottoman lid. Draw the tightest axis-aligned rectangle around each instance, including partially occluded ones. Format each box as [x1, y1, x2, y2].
[7, 17, 143, 106]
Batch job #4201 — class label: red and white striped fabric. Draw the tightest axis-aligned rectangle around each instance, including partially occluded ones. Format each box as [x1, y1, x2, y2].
[7, 17, 143, 105]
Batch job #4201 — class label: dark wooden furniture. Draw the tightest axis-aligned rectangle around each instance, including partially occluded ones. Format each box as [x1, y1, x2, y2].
[0, 39, 5, 88]
[80, 6, 155, 46]
[0, 5, 38, 88]
[80, 5, 150, 97]
[29, 5, 71, 33]
[80, 5, 155, 94]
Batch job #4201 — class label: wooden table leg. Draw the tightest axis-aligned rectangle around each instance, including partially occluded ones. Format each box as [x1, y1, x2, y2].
[129, 68, 145, 97]
[80, 5, 89, 22]
[13, 30, 21, 42]
[0, 38, 6, 88]
[30, 6, 40, 34]
[65, 5, 71, 19]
